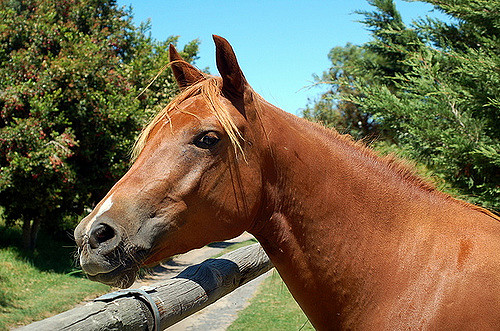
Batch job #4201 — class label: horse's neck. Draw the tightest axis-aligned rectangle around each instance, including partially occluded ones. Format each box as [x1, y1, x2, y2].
[250, 106, 463, 327]
[253, 106, 434, 240]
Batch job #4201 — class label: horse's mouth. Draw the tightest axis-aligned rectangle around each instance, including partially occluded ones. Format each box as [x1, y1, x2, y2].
[80, 247, 149, 289]
[87, 265, 139, 288]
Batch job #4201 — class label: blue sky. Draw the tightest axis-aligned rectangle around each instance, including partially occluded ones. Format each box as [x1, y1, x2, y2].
[116, 0, 449, 115]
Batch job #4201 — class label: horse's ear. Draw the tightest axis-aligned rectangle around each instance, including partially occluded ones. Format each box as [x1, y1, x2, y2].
[169, 44, 205, 89]
[213, 35, 248, 100]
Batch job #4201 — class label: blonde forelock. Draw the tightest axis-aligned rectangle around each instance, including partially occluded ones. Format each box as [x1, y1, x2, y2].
[131, 76, 244, 161]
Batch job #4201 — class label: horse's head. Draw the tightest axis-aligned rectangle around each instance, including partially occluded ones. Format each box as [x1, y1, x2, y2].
[74, 36, 267, 287]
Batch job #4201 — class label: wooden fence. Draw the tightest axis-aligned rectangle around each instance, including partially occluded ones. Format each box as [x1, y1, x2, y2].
[17, 243, 273, 331]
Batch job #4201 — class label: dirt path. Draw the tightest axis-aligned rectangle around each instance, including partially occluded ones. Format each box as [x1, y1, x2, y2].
[130, 233, 272, 330]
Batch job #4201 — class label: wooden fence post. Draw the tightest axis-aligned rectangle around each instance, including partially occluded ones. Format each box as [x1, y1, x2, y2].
[17, 243, 273, 330]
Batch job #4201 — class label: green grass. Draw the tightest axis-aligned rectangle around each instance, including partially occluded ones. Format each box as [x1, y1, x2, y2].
[229, 271, 314, 330]
[0, 221, 110, 330]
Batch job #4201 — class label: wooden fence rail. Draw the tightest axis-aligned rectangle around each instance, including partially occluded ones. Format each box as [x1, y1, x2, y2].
[17, 243, 273, 331]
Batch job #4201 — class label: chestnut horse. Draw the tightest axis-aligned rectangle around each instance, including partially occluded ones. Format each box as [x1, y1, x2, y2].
[75, 36, 500, 330]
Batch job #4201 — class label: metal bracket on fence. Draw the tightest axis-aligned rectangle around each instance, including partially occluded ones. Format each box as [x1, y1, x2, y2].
[94, 286, 161, 331]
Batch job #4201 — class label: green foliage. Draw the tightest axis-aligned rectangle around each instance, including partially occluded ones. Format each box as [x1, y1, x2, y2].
[0, 0, 200, 244]
[303, 43, 382, 139]
[304, 0, 499, 211]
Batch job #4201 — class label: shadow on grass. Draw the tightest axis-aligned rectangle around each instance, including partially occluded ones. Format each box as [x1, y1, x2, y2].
[0, 223, 81, 275]
[0, 276, 15, 311]
[207, 241, 235, 249]
[208, 238, 258, 250]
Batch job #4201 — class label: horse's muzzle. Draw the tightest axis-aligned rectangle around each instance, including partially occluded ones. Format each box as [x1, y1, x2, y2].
[74, 218, 141, 288]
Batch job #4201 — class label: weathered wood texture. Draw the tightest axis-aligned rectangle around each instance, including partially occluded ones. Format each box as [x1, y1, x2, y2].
[17, 243, 273, 331]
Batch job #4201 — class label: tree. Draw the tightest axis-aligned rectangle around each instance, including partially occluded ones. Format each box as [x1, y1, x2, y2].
[302, 43, 382, 140]
[303, 0, 424, 140]
[0, 0, 200, 249]
[304, 0, 500, 211]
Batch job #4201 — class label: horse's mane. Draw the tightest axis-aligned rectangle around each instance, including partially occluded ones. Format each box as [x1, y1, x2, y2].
[131, 76, 243, 161]
[300, 116, 500, 220]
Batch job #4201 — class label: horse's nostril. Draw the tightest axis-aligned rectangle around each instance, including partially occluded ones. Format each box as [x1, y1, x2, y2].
[89, 223, 115, 249]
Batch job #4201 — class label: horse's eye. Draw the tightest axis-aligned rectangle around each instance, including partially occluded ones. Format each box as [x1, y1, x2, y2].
[195, 132, 220, 149]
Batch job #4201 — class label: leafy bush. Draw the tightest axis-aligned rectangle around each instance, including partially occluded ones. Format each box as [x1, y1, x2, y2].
[0, 0, 200, 248]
